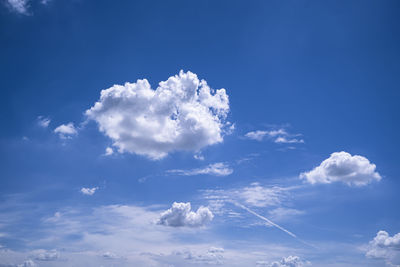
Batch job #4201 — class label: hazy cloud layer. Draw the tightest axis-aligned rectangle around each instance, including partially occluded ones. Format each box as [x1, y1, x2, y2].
[300, 151, 381, 186]
[86, 71, 231, 160]
[157, 202, 213, 227]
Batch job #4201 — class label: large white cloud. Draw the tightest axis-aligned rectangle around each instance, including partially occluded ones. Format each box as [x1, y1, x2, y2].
[366, 230, 400, 266]
[85, 71, 231, 160]
[300, 151, 381, 186]
[157, 202, 214, 227]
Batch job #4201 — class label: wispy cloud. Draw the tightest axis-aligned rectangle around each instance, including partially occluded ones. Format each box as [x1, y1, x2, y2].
[167, 162, 233, 177]
[245, 128, 304, 144]
[37, 116, 51, 128]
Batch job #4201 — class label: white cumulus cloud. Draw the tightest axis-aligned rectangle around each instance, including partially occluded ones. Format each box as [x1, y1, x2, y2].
[54, 122, 77, 139]
[167, 162, 233, 176]
[157, 202, 213, 227]
[300, 151, 381, 186]
[366, 230, 400, 266]
[85, 71, 230, 160]
[80, 187, 98, 196]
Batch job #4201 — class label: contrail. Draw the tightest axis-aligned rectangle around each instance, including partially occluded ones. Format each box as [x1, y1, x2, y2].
[230, 201, 317, 248]
[231, 201, 297, 238]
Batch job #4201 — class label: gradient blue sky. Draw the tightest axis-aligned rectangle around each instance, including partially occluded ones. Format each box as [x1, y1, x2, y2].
[1, 1, 400, 266]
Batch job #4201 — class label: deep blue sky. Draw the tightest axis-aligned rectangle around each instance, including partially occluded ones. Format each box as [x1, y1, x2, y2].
[0, 1, 399, 266]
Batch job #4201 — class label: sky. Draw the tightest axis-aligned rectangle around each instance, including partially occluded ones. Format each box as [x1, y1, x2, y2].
[0, 0, 400, 266]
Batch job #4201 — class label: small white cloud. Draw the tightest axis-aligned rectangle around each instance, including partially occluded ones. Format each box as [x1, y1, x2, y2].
[256, 255, 309, 267]
[80, 187, 98, 196]
[245, 128, 304, 144]
[54, 122, 77, 139]
[37, 116, 51, 128]
[34, 250, 59, 261]
[366, 230, 400, 266]
[300, 151, 381, 186]
[194, 154, 205, 161]
[104, 147, 114, 156]
[6, 0, 29, 14]
[157, 202, 213, 227]
[167, 162, 233, 176]
[85, 71, 231, 160]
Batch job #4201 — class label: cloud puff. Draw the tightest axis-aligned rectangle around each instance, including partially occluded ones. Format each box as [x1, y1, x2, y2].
[5, 0, 29, 14]
[300, 151, 381, 186]
[256, 256, 309, 267]
[245, 129, 304, 144]
[37, 116, 51, 128]
[366, 230, 400, 266]
[157, 202, 213, 227]
[167, 162, 233, 177]
[85, 71, 230, 160]
[104, 147, 114, 156]
[34, 250, 59, 261]
[80, 187, 98, 196]
[54, 123, 77, 139]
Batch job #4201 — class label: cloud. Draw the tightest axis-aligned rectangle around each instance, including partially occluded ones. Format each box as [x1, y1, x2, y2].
[256, 255, 309, 267]
[85, 71, 231, 160]
[245, 129, 304, 144]
[54, 122, 77, 139]
[171, 247, 224, 265]
[157, 202, 213, 227]
[366, 230, 400, 266]
[104, 147, 114, 156]
[37, 116, 51, 128]
[80, 187, 98, 196]
[167, 162, 233, 177]
[18, 260, 36, 267]
[300, 151, 382, 186]
[5, 0, 29, 14]
[34, 250, 59, 261]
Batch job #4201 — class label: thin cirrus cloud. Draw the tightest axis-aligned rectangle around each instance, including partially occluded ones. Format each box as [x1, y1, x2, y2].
[157, 202, 214, 227]
[167, 162, 233, 177]
[300, 151, 382, 186]
[54, 122, 77, 139]
[80, 187, 98, 196]
[366, 230, 400, 266]
[85, 71, 231, 160]
[245, 129, 304, 144]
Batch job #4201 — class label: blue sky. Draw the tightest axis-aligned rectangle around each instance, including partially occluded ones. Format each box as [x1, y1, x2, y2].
[1, 0, 400, 266]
